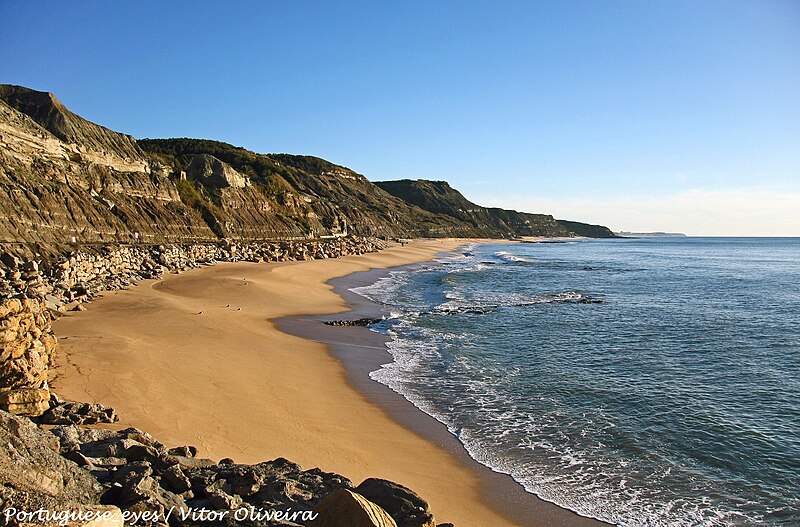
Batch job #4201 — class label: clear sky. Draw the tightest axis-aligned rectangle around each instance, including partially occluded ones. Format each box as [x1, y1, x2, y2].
[2, 1, 798, 235]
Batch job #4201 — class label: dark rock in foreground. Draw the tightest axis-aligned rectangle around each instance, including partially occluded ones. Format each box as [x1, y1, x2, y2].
[355, 479, 435, 527]
[0, 410, 103, 517]
[0, 410, 452, 527]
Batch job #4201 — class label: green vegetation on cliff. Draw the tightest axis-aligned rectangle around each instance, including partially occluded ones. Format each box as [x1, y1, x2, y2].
[0, 84, 617, 244]
[556, 220, 618, 238]
[375, 179, 571, 238]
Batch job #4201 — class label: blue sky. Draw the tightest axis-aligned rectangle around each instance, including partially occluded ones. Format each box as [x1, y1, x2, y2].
[2, 1, 798, 234]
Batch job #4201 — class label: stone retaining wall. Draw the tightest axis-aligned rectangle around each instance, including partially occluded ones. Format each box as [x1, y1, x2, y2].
[0, 297, 56, 415]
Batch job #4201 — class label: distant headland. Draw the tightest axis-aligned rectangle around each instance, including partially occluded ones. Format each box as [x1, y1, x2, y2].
[615, 231, 687, 237]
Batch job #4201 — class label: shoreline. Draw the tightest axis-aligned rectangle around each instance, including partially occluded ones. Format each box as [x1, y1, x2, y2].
[50, 238, 606, 527]
[277, 259, 611, 527]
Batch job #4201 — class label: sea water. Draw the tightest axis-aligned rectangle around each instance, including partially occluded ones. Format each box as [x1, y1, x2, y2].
[351, 238, 800, 526]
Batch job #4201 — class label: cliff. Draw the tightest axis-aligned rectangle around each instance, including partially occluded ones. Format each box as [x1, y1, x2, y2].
[374, 179, 572, 238]
[0, 89, 215, 245]
[556, 220, 618, 238]
[0, 84, 614, 244]
[138, 138, 478, 239]
[0, 84, 143, 161]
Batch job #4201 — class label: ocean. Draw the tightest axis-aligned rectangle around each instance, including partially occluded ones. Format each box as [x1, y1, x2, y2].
[351, 238, 800, 527]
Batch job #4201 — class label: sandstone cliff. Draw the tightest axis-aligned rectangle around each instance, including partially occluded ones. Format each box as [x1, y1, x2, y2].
[0, 84, 614, 244]
[0, 91, 215, 245]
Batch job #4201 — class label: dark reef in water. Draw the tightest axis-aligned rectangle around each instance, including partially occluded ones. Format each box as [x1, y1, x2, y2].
[324, 317, 384, 327]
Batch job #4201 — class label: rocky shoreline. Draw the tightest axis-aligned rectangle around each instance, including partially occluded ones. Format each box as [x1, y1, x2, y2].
[0, 236, 455, 526]
[1, 409, 448, 527]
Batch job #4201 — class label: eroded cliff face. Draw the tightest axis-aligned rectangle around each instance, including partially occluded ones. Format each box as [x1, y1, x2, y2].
[140, 139, 484, 239]
[375, 179, 573, 238]
[0, 84, 143, 163]
[0, 86, 460, 244]
[0, 84, 615, 246]
[0, 96, 216, 245]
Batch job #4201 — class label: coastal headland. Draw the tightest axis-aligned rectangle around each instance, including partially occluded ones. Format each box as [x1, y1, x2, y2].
[50, 239, 607, 527]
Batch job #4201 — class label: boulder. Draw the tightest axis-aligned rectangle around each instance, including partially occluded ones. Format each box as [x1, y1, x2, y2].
[355, 478, 436, 527]
[204, 479, 242, 510]
[0, 388, 51, 416]
[53, 426, 168, 464]
[0, 410, 101, 512]
[161, 465, 191, 494]
[227, 470, 262, 497]
[167, 445, 197, 458]
[308, 488, 397, 527]
[109, 463, 187, 520]
[168, 454, 217, 470]
[51, 424, 120, 452]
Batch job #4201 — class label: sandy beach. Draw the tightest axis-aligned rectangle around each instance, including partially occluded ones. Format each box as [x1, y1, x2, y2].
[51, 239, 605, 527]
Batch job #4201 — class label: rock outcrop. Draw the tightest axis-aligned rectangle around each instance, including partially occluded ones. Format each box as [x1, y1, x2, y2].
[355, 479, 436, 527]
[36, 399, 119, 426]
[186, 154, 250, 189]
[323, 317, 383, 327]
[45, 421, 452, 526]
[0, 411, 455, 527]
